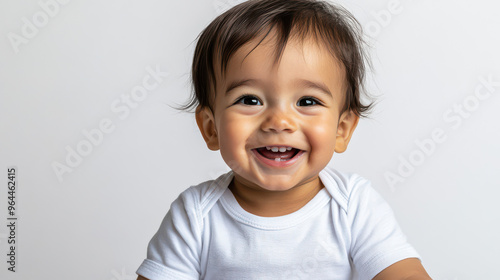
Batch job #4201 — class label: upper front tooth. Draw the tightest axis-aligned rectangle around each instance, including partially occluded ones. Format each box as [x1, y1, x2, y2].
[286, 147, 292, 151]
[271, 147, 279, 152]
[279, 147, 287, 152]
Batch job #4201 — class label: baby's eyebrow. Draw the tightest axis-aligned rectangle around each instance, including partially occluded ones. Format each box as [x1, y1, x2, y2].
[294, 79, 332, 98]
[224, 78, 333, 98]
[225, 79, 258, 95]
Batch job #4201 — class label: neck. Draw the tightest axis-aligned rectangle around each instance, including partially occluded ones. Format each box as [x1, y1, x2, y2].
[228, 175, 324, 217]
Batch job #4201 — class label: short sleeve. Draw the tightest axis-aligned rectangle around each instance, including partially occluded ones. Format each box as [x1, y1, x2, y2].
[136, 189, 202, 280]
[347, 178, 421, 280]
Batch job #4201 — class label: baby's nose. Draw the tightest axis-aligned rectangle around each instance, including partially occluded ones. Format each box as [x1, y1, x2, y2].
[260, 109, 298, 133]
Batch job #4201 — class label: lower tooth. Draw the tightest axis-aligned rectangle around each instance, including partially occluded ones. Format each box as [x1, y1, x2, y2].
[274, 158, 281, 162]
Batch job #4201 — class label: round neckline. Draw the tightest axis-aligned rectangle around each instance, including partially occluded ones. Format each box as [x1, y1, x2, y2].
[219, 172, 331, 230]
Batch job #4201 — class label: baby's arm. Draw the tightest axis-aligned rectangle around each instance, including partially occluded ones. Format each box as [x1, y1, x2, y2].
[372, 258, 431, 280]
[135, 188, 202, 280]
[347, 177, 431, 279]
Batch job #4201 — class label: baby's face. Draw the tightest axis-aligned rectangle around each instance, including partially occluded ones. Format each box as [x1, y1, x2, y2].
[197, 34, 359, 192]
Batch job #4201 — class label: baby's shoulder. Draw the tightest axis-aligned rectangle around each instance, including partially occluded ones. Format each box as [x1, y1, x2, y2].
[320, 167, 375, 211]
[178, 171, 233, 217]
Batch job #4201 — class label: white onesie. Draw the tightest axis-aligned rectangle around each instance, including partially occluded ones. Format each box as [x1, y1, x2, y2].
[136, 167, 421, 280]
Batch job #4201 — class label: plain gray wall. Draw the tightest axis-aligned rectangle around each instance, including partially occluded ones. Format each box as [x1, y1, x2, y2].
[1, 0, 499, 279]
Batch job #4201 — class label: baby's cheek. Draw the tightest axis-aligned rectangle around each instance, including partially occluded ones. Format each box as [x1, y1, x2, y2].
[307, 122, 337, 162]
[217, 118, 251, 169]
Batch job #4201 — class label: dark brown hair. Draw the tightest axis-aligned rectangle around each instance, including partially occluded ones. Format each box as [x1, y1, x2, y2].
[184, 0, 374, 117]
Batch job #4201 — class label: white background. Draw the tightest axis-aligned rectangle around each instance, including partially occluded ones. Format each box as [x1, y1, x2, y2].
[1, 0, 499, 279]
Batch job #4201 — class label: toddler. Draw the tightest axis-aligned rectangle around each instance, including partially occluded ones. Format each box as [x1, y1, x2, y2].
[136, 0, 431, 279]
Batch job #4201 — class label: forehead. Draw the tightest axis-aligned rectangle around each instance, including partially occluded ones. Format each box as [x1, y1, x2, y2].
[216, 32, 347, 101]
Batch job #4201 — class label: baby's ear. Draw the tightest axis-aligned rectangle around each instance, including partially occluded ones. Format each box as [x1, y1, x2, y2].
[334, 110, 359, 153]
[195, 106, 220, 151]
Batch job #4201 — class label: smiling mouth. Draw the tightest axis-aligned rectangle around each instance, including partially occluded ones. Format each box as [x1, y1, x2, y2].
[254, 146, 302, 162]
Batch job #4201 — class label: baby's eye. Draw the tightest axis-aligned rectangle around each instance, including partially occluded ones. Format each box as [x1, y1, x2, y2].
[235, 95, 262, 106]
[297, 97, 321, 106]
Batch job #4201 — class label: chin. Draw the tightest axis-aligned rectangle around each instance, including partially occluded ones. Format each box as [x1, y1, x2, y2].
[234, 171, 300, 192]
